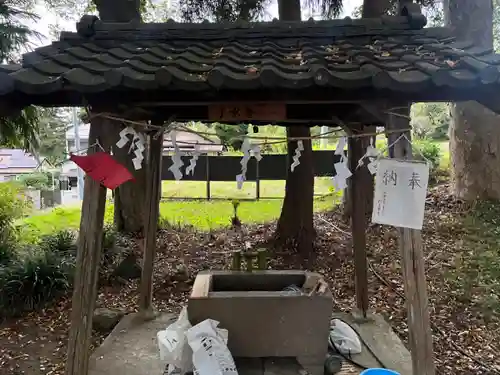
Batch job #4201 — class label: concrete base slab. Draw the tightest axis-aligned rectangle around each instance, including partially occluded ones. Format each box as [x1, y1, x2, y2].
[332, 312, 413, 375]
[89, 313, 176, 375]
[89, 312, 412, 375]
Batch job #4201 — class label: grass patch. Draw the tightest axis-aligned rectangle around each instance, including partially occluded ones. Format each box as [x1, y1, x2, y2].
[18, 206, 115, 243]
[18, 196, 337, 238]
[159, 197, 335, 230]
[162, 177, 333, 199]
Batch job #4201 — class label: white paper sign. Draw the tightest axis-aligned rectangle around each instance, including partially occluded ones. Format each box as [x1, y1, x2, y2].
[372, 158, 429, 230]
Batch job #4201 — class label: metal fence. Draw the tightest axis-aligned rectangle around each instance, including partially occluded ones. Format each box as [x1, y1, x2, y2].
[161, 150, 342, 200]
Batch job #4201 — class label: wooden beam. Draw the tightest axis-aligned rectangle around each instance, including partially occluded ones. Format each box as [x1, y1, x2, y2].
[208, 102, 287, 122]
[65, 118, 110, 375]
[386, 106, 435, 375]
[348, 127, 369, 317]
[138, 130, 164, 317]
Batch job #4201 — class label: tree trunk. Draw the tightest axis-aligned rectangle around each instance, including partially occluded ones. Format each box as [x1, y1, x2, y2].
[274, 0, 315, 256]
[445, 0, 500, 200]
[94, 0, 147, 233]
[113, 137, 147, 233]
[362, 0, 387, 18]
[278, 0, 301, 20]
[93, 0, 141, 22]
[275, 127, 315, 256]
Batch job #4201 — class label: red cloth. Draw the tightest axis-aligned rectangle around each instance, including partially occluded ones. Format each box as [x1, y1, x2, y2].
[70, 152, 134, 190]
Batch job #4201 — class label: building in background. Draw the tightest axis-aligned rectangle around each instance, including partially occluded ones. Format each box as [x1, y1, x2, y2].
[66, 123, 90, 154]
[163, 131, 224, 154]
[0, 149, 39, 182]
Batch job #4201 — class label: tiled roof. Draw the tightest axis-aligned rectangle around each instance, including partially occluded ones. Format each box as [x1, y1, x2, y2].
[0, 149, 38, 169]
[0, 6, 499, 106]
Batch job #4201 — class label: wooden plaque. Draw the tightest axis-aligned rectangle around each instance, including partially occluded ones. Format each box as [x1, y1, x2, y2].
[208, 102, 286, 122]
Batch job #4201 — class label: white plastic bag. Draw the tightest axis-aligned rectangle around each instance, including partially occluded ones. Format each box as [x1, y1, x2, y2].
[330, 319, 362, 355]
[186, 319, 238, 375]
[157, 307, 193, 373]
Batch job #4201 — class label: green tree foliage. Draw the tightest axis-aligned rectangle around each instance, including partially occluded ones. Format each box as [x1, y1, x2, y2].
[180, 0, 270, 22]
[44, 0, 169, 22]
[214, 123, 249, 150]
[36, 109, 68, 164]
[0, 106, 40, 151]
[0, 1, 41, 151]
[18, 173, 50, 190]
[0, 107, 67, 160]
[179, 0, 344, 22]
[0, 182, 28, 242]
[411, 102, 450, 140]
[0, 1, 38, 63]
[352, 0, 439, 18]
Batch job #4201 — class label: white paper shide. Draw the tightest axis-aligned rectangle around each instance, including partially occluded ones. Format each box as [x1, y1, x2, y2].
[371, 158, 429, 230]
[332, 137, 352, 190]
[169, 131, 185, 181]
[116, 126, 146, 170]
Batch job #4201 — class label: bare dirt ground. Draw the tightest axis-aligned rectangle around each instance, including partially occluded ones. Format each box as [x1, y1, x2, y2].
[1, 184, 499, 375]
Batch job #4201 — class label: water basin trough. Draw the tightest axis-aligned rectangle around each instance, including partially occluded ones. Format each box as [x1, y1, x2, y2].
[188, 270, 333, 375]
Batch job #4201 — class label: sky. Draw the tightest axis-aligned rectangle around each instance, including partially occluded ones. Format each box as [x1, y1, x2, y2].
[27, 0, 363, 48]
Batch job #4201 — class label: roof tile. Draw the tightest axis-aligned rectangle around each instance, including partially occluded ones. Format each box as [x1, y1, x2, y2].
[0, 11, 499, 106]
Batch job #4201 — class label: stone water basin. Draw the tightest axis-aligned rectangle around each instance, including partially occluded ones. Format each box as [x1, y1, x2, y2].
[187, 270, 332, 375]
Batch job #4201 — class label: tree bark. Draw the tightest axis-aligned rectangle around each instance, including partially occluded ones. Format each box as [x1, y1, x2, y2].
[362, 0, 387, 18]
[93, 0, 141, 22]
[274, 0, 315, 256]
[275, 126, 315, 256]
[94, 0, 148, 233]
[445, 0, 500, 200]
[278, 0, 301, 20]
[113, 137, 147, 233]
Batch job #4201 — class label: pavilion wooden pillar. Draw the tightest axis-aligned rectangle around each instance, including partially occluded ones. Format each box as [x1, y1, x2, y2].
[387, 106, 435, 375]
[65, 117, 110, 375]
[138, 130, 164, 317]
[348, 126, 369, 317]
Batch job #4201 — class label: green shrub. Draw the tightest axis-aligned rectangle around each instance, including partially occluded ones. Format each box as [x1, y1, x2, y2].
[18, 173, 50, 190]
[39, 229, 77, 256]
[102, 224, 117, 250]
[413, 139, 441, 171]
[99, 224, 119, 269]
[0, 248, 71, 316]
[0, 182, 28, 241]
[0, 241, 16, 265]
